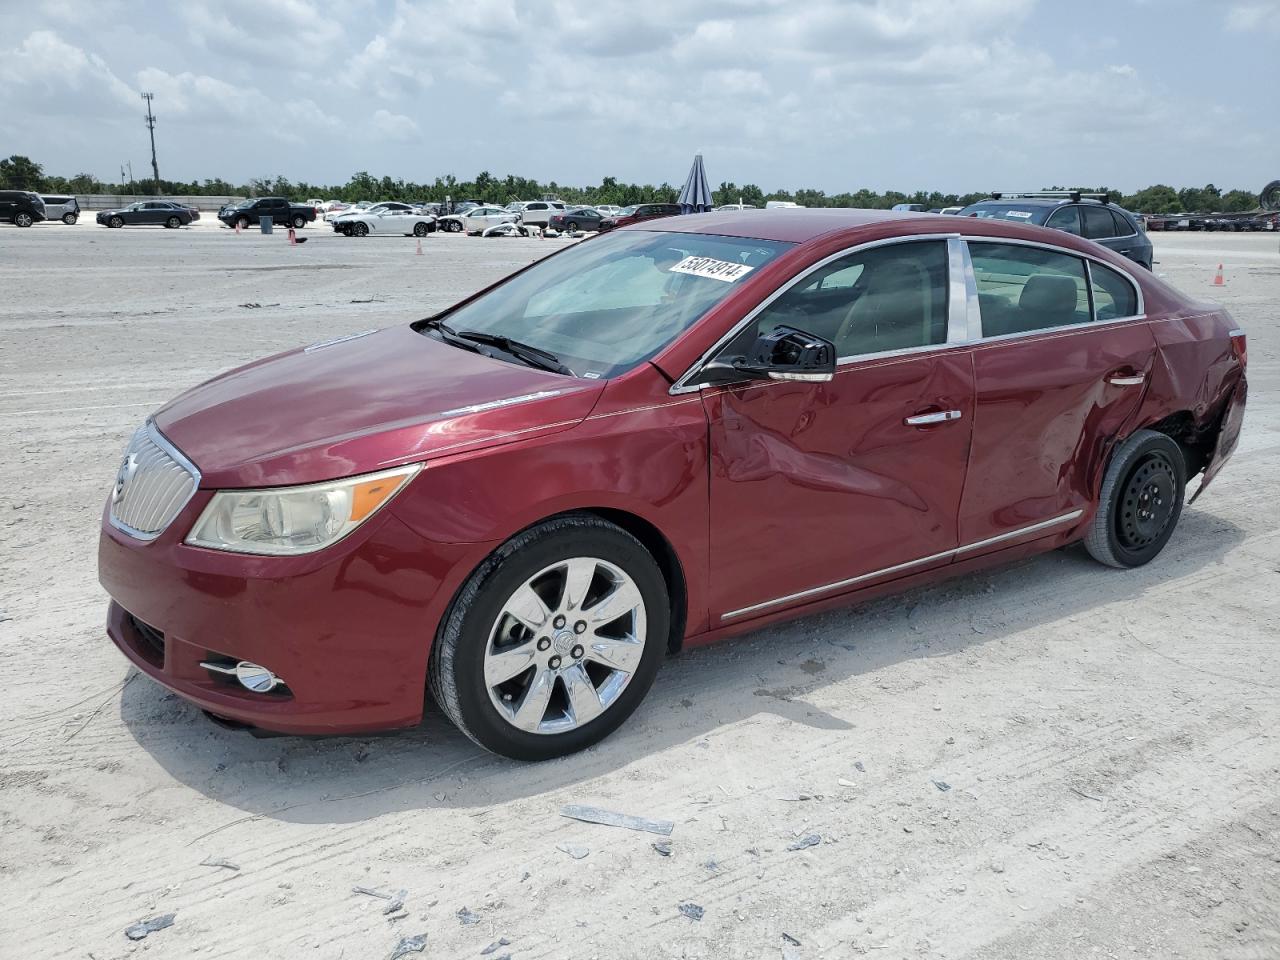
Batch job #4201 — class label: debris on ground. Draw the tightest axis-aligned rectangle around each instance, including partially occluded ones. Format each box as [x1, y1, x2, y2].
[386, 909, 409, 921]
[556, 843, 590, 860]
[783, 932, 802, 945]
[383, 890, 409, 915]
[787, 834, 821, 852]
[854, 761, 865, 772]
[199, 856, 240, 871]
[457, 907, 481, 926]
[933, 779, 952, 792]
[481, 937, 512, 955]
[124, 914, 175, 940]
[778, 794, 821, 802]
[678, 902, 704, 921]
[560, 803, 674, 836]
[387, 933, 428, 959]
[652, 839, 672, 857]
[837, 778, 857, 787]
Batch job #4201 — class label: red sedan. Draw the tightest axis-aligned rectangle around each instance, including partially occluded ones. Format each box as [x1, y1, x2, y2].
[99, 209, 1247, 759]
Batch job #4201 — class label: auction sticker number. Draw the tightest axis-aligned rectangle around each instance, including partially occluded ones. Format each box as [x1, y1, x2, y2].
[669, 256, 755, 283]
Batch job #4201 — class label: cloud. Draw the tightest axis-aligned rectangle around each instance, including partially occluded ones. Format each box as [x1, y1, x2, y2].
[1225, 2, 1280, 33]
[0, 30, 137, 114]
[370, 108, 420, 141]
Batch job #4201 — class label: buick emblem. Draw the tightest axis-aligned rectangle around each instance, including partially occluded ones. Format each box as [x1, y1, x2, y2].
[113, 453, 139, 504]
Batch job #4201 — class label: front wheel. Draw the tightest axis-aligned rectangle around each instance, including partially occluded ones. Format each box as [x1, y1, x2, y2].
[413, 222, 429, 237]
[62, 213, 78, 225]
[445, 219, 462, 233]
[108, 215, 123, 228]
[1085, 429, 1186, 568]
[353, 222, 368, 237]
[429, 515, 669, 760]
[237, 216, 249, 230]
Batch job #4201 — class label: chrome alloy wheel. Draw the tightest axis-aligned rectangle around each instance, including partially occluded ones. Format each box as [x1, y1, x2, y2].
[484, 557, 646, 735]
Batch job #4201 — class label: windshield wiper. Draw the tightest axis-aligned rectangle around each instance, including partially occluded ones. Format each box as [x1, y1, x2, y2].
[456, 331, 573, 376]
[420, 317, 482, 354]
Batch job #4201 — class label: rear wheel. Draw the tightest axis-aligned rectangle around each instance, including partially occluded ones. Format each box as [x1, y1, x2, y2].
[108, 215, 123, 228]
[354, 222, 369, 237]
[292, 215, 306, 229]
[166, 216, 181, 229]
[413, 221, 429, 237]
[15, 212, 33, 228]
[62, 213, 78, 225]
[1085, 429, 1186, 568]
[429, 515, 668, 760]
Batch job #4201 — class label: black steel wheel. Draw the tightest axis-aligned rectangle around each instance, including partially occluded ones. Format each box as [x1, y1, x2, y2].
[1085, 429, 1186, 568]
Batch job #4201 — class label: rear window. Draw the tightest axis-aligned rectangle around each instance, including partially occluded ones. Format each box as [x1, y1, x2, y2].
[969, 242, 1091, 336]
[960, 202, 1048, 225]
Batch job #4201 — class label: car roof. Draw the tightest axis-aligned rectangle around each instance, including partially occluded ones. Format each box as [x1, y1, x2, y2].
[627, 208, 940, 243]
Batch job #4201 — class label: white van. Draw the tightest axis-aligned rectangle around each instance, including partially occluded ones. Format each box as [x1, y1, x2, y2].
[764, 200, 804, 209]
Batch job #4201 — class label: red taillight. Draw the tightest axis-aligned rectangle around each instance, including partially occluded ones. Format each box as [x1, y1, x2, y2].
[1229, 328, 1247, 369]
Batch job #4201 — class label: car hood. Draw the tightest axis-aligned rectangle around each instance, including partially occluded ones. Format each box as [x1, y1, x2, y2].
[153, 324, 604, 489]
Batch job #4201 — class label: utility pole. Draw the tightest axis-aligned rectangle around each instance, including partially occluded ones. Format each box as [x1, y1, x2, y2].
[141, 92, 160, 195]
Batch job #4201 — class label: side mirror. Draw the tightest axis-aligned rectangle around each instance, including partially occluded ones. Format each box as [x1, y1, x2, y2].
[698, 325, 837, 385]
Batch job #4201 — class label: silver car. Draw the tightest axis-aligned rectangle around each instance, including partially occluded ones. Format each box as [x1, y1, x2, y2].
[39, 195, 80, 224]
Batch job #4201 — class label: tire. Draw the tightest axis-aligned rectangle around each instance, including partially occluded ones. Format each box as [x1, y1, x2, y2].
[1084, 429, 1186, 569]
[166, 216, 181, 229]
[292, 215, 306, 229]
[429, 514, 669, 760]
[237, 216, 249, 230]
[15, 212, 33, 228]
[109, 215, 123, 229]
[413, 221, 429, 237]
[341, 223, 353, 237]
[445, 219, 462, 233]
[62, 213, 78, 225]
[354, 222, 368, 237]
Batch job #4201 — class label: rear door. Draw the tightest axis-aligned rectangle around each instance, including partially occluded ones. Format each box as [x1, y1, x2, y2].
[957, 240, 1156, 550]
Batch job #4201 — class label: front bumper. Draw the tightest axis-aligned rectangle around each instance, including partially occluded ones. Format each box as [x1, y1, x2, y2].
[99, 492, 479, 735]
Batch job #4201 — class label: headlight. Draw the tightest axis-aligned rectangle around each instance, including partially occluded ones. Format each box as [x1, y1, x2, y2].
[186, 464, 420, 556]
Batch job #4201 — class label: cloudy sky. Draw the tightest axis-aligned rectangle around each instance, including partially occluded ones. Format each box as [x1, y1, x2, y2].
[2, 0, 1276, 193]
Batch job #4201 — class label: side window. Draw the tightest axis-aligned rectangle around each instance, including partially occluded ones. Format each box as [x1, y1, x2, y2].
[969, 242, 1090, 337]
[1081, 206, 1116, 239]
[1045, 206, 1082, 235]
[1089, 262, 1139, 320]
[729, 241, 949, 358]
[1109, 209, 1135, 236]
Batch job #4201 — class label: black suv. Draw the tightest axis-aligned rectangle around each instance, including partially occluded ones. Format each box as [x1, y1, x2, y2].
[957, 192, 1153, 269]
[0, 190, 48, 228]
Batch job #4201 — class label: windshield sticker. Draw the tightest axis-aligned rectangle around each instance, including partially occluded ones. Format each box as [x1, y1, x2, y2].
[1004, 211, 1034, 219]
[669, 256, 755, 283]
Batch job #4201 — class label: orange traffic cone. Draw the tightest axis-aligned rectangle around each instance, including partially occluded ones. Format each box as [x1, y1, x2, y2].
[234, 220, 241, 234]
[288, 227, 297, 246]
[415, 238, 423, 255]
[1211, 263, 1224, 286]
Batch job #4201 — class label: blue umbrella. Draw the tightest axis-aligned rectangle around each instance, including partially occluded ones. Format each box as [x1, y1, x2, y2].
[677, 153, 713, 214]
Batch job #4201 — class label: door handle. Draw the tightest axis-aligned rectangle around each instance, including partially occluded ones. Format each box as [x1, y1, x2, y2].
[1107, 374, 1145, 387]
[905, 409, 963, 426]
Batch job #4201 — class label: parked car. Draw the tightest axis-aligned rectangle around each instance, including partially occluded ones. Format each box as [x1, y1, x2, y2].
[328, 202, 415, 231]
[891, 203, 927, 212]
[549, 208, 605, 232]
[0, 190, 47, 227]
[958, 194, 1153, 269]
[714, 203, 758, 211]
[96, 200, 200, 229]
[598, 202, 681, 231]
[518, 200, 567, 229]
[437, 205, 519, 235]
[217, 197, 316, 230]
[337, 208, 437, 237]
[39, 195, 80, 224]
[594, 204, 622, 217]
[764, 200, 804, 209]
[97, 209, 1247, 758]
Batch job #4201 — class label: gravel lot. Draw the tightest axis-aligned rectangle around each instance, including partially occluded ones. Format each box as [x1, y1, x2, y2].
[1, 218, 1277, 959]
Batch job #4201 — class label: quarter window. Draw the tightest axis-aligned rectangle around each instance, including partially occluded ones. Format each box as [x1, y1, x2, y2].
[969, 242, 1090, 336]
[731, 241, 949, 359]
[1089, 262, 1139, 320]
[1109, 209, 1135, 235]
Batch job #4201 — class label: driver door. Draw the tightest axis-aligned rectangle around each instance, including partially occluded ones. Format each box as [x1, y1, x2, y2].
[701, 239, 975, 623]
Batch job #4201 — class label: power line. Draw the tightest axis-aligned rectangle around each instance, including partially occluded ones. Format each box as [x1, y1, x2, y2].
[141, 92, 160, 195]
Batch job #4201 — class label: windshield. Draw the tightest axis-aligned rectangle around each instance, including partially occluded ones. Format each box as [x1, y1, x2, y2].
[959, 202, 1049, 225]
[419, 230, 793, 378]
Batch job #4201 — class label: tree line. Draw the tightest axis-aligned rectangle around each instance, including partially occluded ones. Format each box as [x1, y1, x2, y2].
[0, 154, 1262, 215]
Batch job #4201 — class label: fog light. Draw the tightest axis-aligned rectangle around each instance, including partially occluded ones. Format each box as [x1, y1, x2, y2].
[200, 658, 285, 693]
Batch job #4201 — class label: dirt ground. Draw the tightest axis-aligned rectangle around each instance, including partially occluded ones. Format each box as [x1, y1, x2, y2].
[1, 218, 1277, 960]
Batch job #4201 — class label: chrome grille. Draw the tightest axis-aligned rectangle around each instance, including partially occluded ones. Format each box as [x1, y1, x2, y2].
[108, 424, 200, 541]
